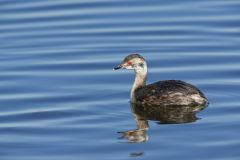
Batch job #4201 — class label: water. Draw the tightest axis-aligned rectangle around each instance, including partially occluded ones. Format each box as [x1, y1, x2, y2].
[0, 0, 240, 159]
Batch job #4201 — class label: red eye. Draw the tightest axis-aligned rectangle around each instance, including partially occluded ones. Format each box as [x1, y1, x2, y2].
[127, 61, 132, 65]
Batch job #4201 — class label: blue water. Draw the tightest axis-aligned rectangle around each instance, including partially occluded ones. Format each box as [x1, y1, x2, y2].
[1, 0, 240, 160]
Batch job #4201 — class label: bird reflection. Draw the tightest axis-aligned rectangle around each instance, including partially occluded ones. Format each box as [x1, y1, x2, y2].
[119, 103, 207, 143]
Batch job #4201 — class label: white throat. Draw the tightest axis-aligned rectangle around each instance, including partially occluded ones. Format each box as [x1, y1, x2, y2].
[131, 62, 148, 103]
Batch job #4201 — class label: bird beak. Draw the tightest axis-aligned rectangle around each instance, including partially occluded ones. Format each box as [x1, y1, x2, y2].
[113, 64, 123, 70]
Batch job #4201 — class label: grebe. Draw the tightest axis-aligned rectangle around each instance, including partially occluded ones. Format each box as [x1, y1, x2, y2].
[114, 54, 208, 106]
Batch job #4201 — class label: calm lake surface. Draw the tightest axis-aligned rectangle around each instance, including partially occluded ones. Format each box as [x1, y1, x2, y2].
[1, 0, 240, 160]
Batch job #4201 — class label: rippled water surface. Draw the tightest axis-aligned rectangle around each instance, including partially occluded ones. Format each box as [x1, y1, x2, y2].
[1, 0, 240, 160]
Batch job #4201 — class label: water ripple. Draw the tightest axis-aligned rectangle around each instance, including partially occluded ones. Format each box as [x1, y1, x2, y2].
[1, 0, 240, 160]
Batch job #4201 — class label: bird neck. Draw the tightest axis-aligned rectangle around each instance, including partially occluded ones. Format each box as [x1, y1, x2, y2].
[131, 63, 148, 103]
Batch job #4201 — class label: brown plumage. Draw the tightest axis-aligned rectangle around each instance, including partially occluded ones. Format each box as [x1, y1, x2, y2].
[135, 80, 207, 106]
[114, 54, 208, 106]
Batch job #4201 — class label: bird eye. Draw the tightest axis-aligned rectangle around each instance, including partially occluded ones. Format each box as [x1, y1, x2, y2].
[127, 61, 132, 65]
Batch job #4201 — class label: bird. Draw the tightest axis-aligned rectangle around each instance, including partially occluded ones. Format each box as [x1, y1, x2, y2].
[113, 54, 208, 106]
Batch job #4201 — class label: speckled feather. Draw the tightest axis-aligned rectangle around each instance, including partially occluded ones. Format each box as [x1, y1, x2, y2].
[135, 80, 207, 106]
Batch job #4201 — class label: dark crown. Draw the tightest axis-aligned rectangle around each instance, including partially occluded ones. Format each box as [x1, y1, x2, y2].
[123, 54, 145, 62]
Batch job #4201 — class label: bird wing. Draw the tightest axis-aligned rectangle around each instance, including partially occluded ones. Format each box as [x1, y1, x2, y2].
[135, 80, 205, 105]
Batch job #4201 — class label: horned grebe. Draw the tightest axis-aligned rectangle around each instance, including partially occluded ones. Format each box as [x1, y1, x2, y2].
[114, 54, 208, 106]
